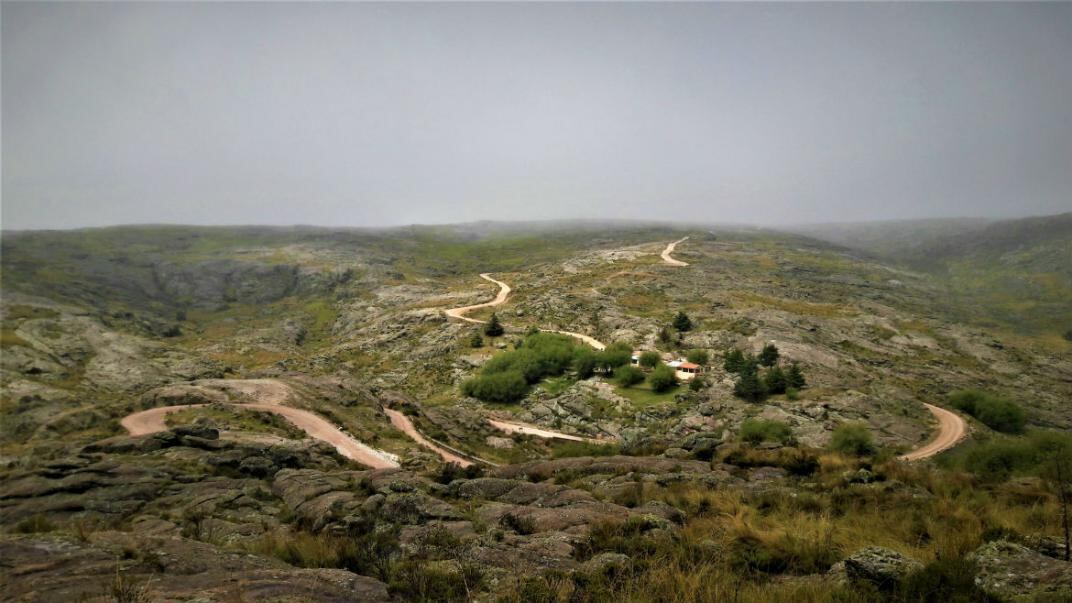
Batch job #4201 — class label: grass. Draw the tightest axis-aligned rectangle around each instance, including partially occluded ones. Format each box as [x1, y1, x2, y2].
[613, 382, 680, 406]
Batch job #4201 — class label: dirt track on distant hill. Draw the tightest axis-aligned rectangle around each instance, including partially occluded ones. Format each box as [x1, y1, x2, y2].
[661, 237, 690, 266]
[898, 403, 968, 461]
[444, 273, 512, 323]
[120, 380, 400, 469]
[487, 419, 605, 443]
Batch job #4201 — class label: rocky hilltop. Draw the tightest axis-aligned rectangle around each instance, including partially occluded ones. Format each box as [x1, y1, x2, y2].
[1, 221, 1069, 602]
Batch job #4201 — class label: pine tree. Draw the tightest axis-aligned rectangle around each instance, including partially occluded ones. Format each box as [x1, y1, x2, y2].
[734, 369, 767, 402]
[484, 313, 504, 337]
[765, 366, 788, 394]
[787, 363, 807, 389]
[759, 343, 780, 367]
[723, 348, 745, 373]
[469, 332, 484, 348]
[672, 311, 692, 332]
[658, 326, 672, 344]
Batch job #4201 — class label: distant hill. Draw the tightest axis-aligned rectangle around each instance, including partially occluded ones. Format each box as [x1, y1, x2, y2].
[787, 213, 1072, 338]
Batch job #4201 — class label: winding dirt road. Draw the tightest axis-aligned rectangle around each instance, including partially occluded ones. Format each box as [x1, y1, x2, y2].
[661, 237, 690, 266]
[444, 273, 512, 324]
[120, 380, 401, 469]
[898, 403, 968, 461]
[384, 409, 474, 467]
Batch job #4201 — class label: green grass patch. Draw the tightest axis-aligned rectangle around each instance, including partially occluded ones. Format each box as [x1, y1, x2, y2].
[614, 382, 680, 406]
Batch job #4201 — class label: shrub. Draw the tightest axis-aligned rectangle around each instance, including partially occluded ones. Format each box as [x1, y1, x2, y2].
[648, 363, 677, 392]
[672, 311, 692, 332]
[552, 440, 620, 458]
[948, 390, 1026, 434]
[895, 558, 999, 602]
[759, 343, 780, 367]
[740, 418, 793, 445]
[389, 559, 468, 603]
[499, 512, 537, 535]
[945, 429, 1072, 481]
[638, 351, 661, 368]
[616, 365, 644, 387]
[786, 387, 800, 401]
[461, 370, 529, 403]
[688, 377, 707, 392]
[686, 349, 709, 365]
[830, 423, 876, 456]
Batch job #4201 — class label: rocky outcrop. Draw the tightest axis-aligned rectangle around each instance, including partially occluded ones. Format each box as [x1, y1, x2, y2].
[0, 531, 390, 602]
[968, 540, 1072, 601]
[840, 546, 923, 588]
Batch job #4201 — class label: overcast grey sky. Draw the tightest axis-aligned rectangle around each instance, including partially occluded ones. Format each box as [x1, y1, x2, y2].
[3, 2, 1071, 230]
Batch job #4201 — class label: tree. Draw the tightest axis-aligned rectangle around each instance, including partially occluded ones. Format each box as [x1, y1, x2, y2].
[672, 311, 692, 332]
[639, 351, 661, 369]
[723, 348, 745, 373]
[598, 342, 633, 372]
[484, 313, 504, 337]
[468, 332, 484, 348]
[649, 363, 678, 392]
[733, 368, 767, 402]
[686, 349, 710, 365]
[787, 363, 806, 389]
[689, 377, 707, 392]
[461, 371, 528, 404]
[573, 348, 597, 379]
[830, 423, 876, 456]
[616, 365, 644, 387]
[765, 366, 788, 394]
[759, 343, 780, 367]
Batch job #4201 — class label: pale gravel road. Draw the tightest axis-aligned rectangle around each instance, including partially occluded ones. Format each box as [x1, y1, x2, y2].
[119, 380, 400, 469]
[384, 408, 474, 467]
[660, 237, 690, 266]
[898, 403, 969, 461]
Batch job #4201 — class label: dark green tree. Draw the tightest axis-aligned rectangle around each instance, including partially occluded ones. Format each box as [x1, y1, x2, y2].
[723, 348, 745, 373]
[733, 368, 767, 402]
[484, 313, 504, 337]
[468, 332, 484, 348]
[672, 311, 693, 332]
[572, 348, 597, 379]
[616, 365, 645, 387]
[759, 343, 780, 367]
[787, 363, 806, 389]
[649, 363, 678, 392]
[765, 366, 788, 395]
[639, 351, 661, 369]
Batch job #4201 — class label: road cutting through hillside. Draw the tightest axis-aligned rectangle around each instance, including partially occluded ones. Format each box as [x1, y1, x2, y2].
[661, 237, 690, 266]
[897, 403, 968, 461]
[384, 409, 475, 467]
[120, 380, 400, 469]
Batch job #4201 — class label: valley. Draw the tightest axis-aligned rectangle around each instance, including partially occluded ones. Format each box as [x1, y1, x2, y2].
[1, 220, 1070, 602]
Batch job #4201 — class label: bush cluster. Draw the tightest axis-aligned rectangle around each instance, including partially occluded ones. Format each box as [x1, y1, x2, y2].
[740, 419, 794, 445]
[948, 390, 1026, 434]
[829, 423, 877, 457]
[462, 334, 635, 403]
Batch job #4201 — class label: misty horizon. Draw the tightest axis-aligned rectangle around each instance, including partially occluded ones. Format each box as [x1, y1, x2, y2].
[4, 2, 1072, 230]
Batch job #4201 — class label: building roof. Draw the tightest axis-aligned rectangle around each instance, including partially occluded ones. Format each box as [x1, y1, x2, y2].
[679, 362, 701, 370]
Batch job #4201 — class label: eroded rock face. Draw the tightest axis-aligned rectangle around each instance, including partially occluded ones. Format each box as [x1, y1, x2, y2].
[0, 531, 391, 603]
[968, 540, 1072, 601]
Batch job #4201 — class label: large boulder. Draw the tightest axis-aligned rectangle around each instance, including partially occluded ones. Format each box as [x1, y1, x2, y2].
[968, 540, 1072, 601]
[842, 546, 923, 588]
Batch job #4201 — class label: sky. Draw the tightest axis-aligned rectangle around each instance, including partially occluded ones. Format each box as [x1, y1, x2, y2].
[3, 2, 1071, 230]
